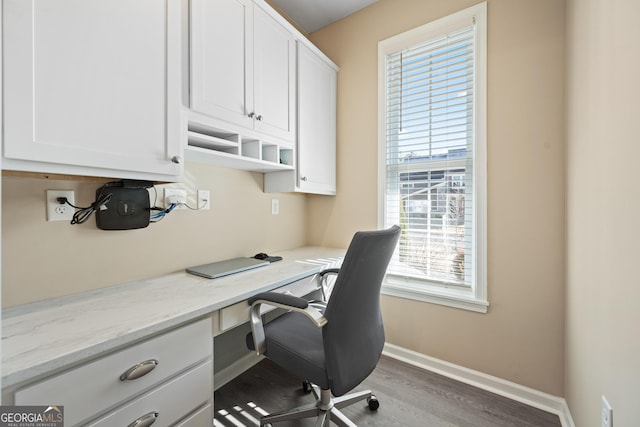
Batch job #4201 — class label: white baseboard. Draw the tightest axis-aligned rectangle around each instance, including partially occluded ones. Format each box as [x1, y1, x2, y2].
[382, 343, 575, 427]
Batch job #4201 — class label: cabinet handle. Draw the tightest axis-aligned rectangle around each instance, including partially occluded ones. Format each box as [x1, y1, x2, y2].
[119, 359, 159, 381]
[127, 411, 159, 427]
[170, 155, 182, 164]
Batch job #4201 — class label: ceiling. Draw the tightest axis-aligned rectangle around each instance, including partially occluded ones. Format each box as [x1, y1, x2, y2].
[268, 0, 379, 33]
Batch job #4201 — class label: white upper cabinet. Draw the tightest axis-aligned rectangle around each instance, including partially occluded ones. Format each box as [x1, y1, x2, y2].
[296, 43, 337, 195]
[2, 0, 183, 181]
[265, 42, 337, 195]
[190, 0, 254, 131]
[190, 0, 295, 144]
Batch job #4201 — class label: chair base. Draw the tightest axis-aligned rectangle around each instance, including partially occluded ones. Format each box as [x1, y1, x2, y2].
[259, 383, 376, 427]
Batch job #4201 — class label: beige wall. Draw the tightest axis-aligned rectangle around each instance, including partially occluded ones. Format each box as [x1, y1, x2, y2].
[2, 163, 307, 307]
[565, 0, 640, 425]
[308, 0, 566, 396]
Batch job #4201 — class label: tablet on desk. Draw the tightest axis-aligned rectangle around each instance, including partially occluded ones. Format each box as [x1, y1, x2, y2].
[186, 257, 269, 279]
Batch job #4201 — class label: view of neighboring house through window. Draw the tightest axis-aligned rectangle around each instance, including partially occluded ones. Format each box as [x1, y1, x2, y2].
[378, 3, 487, 312]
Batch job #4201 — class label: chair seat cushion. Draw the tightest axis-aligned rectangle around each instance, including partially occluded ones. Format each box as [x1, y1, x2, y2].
[246, 311, 330, 389]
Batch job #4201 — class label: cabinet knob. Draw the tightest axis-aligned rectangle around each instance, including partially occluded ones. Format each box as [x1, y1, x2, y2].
[127, 411, 159, 427]
[120, 359, 159, 381]
[248, 112, 255, 118]
[170, 155, 182, 164]
[301, 176, 308, 181]
[256, 115, 263, 121]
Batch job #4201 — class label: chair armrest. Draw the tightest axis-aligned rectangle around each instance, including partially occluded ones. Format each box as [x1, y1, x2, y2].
[317, 268, 340, 301]
[248, 291, 309, 309]
[248, 291, 327, 355]
[319, 268, 340, 278]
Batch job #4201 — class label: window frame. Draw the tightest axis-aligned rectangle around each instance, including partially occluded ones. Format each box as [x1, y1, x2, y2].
[377, 2, 488, 313]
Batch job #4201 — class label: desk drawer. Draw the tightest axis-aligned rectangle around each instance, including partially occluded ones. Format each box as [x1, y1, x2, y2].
[87, 359, 212, 427]
[15, 318, 212, 426]
[175, 402, 213, 426]
[217, 275, 320, 334]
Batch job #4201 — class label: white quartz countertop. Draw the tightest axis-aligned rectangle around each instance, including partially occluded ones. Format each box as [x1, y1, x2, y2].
[1, 246, 344, 389]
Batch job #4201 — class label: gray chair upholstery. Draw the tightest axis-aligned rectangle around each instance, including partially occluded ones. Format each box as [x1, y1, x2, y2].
[246, 225, 401, 426]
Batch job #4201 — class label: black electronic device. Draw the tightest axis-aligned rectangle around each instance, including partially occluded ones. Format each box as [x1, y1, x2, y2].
[95, 180, 153, 230]
[254, 253, 283, 263]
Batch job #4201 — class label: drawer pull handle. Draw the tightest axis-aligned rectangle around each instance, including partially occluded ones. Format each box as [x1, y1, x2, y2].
[127, 411, 158, 427]
[120, 359, 159, 381]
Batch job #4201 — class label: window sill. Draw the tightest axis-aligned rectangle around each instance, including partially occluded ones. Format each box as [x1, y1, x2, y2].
[382, 277, 489, 313]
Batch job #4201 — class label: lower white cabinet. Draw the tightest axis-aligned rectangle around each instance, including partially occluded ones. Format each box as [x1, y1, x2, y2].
[87, 360, 212, 427]
[175, 403, 213, 427]
[14, 319, 213, 427]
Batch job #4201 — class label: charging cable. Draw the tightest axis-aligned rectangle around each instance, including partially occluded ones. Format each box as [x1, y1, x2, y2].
[58, 193, 112, 225]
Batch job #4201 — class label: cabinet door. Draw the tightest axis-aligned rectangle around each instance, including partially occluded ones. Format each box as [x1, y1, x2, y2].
[190, 0, 254, 129]
[252, 5, 295, 143]
[297, 43, 337, 195]
[2, 0, 182, 179]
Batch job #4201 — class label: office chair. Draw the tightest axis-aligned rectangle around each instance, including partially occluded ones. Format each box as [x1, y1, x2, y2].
[246, 225, 401, 426]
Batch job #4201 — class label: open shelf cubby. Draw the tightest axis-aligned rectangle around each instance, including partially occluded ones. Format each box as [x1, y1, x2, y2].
[186, 121, 295, 173]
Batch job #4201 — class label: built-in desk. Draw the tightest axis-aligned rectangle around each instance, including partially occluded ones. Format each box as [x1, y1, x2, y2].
[1, 246, 344, 426]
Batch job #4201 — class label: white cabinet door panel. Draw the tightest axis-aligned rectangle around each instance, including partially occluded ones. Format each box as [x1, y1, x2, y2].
[253, 5, 295, 142]
[263, 42, 337, 194]
[190, 0, 254, 129]
[3, 0, 182, 178]
[297, 43, 337, 195]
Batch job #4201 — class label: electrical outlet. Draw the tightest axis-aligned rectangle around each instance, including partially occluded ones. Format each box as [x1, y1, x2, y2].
[602, 396, 613, 427]
[197, 190, 210, 210]
[271, 199, 280, 215]
[164, 188, 187, 210]
[46, 190, 75, 222]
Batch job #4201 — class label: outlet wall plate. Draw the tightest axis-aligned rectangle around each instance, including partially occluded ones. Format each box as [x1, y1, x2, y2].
[197, 190, 210, 210]
[46, 190, 75, 222]
[164, 188, 187, 210]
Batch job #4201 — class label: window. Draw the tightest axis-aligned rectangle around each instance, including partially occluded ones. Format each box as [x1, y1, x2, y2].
[378, 3, 487, 313]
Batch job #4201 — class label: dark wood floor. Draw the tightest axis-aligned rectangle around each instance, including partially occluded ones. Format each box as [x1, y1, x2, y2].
[213, 356, 561, 427]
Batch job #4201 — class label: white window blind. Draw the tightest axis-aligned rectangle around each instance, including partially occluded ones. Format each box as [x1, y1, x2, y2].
[379, 2, 487, 313]
[384, 26, 475, 287]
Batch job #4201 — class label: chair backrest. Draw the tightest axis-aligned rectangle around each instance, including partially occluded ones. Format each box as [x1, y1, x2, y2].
[322, 225, 401, 396]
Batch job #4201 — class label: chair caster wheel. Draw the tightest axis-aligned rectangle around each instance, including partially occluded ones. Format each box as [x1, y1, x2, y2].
[367, 395, 380, 411]
[302, 380, 312, 394]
